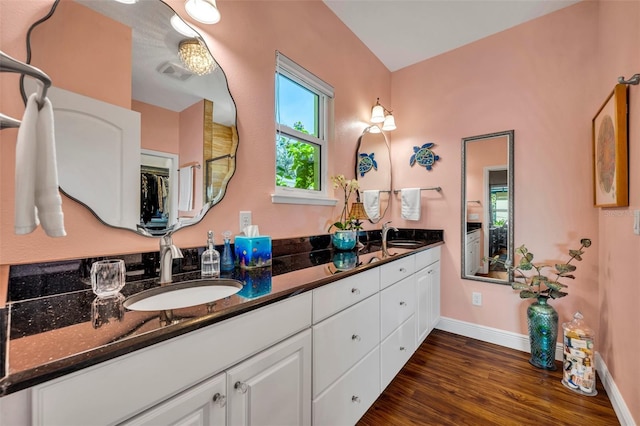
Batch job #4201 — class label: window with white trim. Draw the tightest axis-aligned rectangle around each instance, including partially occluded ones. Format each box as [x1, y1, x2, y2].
[273, 52, 335, 205]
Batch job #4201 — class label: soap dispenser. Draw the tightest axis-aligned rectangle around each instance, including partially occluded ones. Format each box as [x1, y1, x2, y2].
[201, 230, 220, 278]
[220, 231, 234, 272]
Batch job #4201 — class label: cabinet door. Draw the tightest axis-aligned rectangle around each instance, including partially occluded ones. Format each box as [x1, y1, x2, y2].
[415, 266, 431, 346]
[380, 275, 415, 340]
[415, 261, 441, 346]
[226, 330, 311, 426]
[429, 261, 441, 331]
[123, 373, 226, 426]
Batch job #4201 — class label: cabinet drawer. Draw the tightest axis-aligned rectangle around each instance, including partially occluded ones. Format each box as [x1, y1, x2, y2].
[380, 275, 415, 340]
[380, 255, 415, 290]
[313, 347, 380, 426]
[380, 316, 415, 391]
[415, 245, 441, 270]
[31, 292, 312, 426]
[313, 294, 380, 397]
[313, 268, 379, 323]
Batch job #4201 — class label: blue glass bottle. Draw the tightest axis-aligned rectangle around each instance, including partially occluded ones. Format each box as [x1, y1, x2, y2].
[220, 231, 235, 271]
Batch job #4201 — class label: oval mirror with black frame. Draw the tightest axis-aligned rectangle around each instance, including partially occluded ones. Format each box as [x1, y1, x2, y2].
[22, 0, 238, 237]
[461, 130, 514, 284]
[354, 126, 391, 224]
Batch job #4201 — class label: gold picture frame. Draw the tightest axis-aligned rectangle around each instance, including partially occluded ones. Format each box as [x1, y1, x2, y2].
[593, 84, 628, 207]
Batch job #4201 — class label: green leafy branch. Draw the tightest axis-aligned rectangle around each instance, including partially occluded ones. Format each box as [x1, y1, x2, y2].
[487, 238, 592, 300]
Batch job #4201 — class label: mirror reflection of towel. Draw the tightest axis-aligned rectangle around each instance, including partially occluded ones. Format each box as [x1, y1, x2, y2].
[363, 190, 380, 221]
[178, 167, 194, 211]
[401, 188, 421, 221]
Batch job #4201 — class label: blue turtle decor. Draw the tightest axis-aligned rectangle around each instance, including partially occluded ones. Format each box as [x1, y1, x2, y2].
[358, 152, 378, 177]
[410, 143, 440, 171]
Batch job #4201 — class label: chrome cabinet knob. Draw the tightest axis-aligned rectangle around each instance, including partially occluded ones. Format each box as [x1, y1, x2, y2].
[400, 346, 406, 351]
[352, 334, 361, 342]
[352, 396, 361, 403]
[399, 267, 406, 273]
[234, 381, 248, 394]
[399, 301, 407, 306]
[212, 393, 226, 407]
[351, 288, 360, 295]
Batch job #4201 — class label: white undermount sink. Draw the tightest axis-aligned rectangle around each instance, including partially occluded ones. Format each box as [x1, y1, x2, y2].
[123, 279, 243, 311]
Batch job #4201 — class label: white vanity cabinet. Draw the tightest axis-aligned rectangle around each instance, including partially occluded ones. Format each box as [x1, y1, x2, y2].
[30, 293, 312, 426]
[415, 246, 441, 346]
[465, 230, 481, 276]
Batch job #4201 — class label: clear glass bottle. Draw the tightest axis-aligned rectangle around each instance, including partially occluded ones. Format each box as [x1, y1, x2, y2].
[220, 231, 234, 271]
[201, 230, 220, 278]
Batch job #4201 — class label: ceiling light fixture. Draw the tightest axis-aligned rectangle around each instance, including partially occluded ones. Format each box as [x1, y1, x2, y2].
[185, 0, 221, 24]
[178, 39, 216, 76]
[370, 98, 396, 131]
[113, 0, 138, 4]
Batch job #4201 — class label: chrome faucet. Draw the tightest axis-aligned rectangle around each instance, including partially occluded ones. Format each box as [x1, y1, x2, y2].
[159, 234, 183, 284]
[381, 221, 398, 257]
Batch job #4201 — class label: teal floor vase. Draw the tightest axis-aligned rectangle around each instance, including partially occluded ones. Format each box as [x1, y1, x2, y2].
[527, 297, 558, 370]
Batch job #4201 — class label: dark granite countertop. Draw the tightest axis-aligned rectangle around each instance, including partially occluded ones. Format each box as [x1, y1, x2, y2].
[0, 229, 443, 396]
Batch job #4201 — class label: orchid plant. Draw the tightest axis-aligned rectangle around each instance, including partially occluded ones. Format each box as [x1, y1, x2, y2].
[328, 174, 361, 232]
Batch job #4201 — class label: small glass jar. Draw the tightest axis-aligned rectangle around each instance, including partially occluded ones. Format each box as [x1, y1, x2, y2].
[90, 259, 125, 298]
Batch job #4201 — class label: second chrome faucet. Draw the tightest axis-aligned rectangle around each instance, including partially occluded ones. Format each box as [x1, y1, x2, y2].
[381, 221, 398, 257]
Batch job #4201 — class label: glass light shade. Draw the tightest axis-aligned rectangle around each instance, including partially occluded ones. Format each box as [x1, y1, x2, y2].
[171, 14, 198, 37]
[113, 0, 138, 3]
[178, 39, 216, 76]
[382, 114, 396, 131]
[349, 202, 369, 221]
[185, 0, 221, 24]
[368, 125, 382, 134]
[370, 104, 385, 123]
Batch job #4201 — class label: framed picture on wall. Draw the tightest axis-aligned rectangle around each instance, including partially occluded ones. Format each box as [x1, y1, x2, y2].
[593, 84, 628, 207]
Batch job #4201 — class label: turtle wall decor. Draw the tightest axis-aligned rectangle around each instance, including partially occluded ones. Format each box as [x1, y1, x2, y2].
[357, 152, 378, 177]
[410, 143, 440, 171]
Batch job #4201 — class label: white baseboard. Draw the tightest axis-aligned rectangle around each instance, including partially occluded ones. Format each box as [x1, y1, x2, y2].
[595, 352, 636, 425]
[436, 317, 635, 425]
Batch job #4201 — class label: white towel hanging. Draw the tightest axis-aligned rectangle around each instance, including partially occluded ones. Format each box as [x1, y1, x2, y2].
[178, 166, 194, 211]
[15, 93, 66, 237]
[401, 188, 421, 221]
[363, 190, 380, 221]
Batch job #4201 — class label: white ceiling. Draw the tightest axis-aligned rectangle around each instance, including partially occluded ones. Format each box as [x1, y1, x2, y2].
[323, 0, 581, 72]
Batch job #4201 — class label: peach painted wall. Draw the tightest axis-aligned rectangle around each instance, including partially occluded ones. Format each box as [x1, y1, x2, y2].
[132, 100, 180, 154]
[594, 0, 640, 421]
[391, 1, 637, 420]
[0, 0, 391, 265]
[179, 100, 205, 215]
[29, 0, 131, 108]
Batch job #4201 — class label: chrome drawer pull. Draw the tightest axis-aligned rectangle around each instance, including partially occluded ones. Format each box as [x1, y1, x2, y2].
[212, 393, 227, 407]
[351, 288, 360, 295]
[352, 334, 361, 342]
[399, 301, 407, 306]
[399, 267, 406, 273]
[234, 381, 248, 394]
[400, 346, 406, 351]
[352, 396, 361, 403]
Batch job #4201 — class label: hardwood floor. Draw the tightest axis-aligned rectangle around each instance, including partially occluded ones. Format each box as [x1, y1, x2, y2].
[358, 330, 619, 426]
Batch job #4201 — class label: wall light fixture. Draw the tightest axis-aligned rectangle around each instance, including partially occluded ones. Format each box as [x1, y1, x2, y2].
[185, 0, 221, 24]
[370, 98, 396, 131]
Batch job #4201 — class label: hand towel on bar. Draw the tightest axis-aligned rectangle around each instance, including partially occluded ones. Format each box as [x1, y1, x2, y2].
[401, 188, 421, 221]
[178, 166, 194, 211]
[15, 94, 66, 237]
[363, 190, 380, 221]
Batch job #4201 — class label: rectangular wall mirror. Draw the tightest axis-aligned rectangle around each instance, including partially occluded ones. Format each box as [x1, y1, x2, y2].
[461, 130, 514, 284]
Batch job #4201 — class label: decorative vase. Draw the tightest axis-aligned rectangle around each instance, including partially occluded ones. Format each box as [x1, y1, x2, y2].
[527, 296, 558, 370]
[331, 230, 357, 251]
